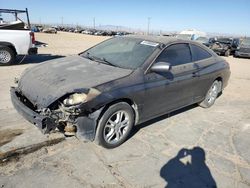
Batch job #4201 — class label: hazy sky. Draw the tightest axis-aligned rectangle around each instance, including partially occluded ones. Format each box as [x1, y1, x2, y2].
[1, 0, 250, 35]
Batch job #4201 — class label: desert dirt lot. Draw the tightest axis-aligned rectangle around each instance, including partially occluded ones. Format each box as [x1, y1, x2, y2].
[0, 32, 250, 188]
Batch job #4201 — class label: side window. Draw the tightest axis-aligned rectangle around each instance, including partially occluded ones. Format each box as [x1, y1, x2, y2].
[190, 44, 212, 61]
[156, 43, 192, 66]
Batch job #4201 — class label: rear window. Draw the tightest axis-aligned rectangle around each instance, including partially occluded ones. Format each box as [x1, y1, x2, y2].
[190, 44, 212, 61]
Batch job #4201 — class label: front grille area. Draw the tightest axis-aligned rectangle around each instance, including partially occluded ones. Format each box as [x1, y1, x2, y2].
[239, 48, 250, 53]
[15, 91, 37, 111]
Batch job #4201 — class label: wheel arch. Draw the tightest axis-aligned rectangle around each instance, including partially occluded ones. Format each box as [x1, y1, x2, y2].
[214, 76, 223, 93]
[0, 42, 17, 55]
[97, 98, 139, 129]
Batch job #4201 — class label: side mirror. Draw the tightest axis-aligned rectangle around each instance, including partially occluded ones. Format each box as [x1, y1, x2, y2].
[151, 62, 171, 73]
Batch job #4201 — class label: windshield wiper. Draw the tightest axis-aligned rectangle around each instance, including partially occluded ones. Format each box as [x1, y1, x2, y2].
[97, 57, 115, 67]
[82, 52, 94, 61]
[84, 53, 116, 67]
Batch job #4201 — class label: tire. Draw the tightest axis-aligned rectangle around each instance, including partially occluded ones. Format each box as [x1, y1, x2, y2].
[0, 46, 15, 66]
[95, 102, 135, 148]
[199, 80, 221, 108]
[225, 49, 230, 57]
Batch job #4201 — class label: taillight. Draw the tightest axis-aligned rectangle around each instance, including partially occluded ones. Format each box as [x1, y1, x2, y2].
[30, 32, 35, 44]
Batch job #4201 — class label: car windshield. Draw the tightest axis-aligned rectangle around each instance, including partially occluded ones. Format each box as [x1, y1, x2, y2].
[217, 38, 232, 44]
[80, 37, 159, 69]
[241, 38, 250, 46]
[196, 37, 208, 43]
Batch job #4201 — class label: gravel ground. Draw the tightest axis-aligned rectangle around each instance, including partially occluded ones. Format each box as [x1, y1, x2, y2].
[0, 32, 250, 188]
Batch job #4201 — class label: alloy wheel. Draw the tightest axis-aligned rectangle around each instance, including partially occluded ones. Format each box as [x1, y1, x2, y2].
[207, 83, 218, 104]
[0, 50, 11, 64]
[103, 110, 130, 144]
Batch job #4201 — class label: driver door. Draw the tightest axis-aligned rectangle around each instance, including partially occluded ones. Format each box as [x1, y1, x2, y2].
[141, 43, 199, 120]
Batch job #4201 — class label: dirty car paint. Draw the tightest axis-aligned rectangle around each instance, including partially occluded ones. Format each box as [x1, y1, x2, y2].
[11, 36, 231, 143]
[18, 56, 132, 108]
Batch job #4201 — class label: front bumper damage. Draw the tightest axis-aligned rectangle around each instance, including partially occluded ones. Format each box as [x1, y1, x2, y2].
[212, 48, 227, 55]
[10, 87, 102, 141]
[11, 87, 55, 134]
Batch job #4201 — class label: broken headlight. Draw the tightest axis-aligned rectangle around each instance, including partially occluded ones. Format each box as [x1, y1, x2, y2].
[63, 93, 87, 106]
[63, 88, 101, 106]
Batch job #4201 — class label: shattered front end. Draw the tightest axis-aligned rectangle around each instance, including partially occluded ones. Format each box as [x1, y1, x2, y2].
[10, 87, 57, 134]
[10, 87, 103, 141]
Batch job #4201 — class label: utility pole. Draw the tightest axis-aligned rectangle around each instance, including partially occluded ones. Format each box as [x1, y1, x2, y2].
[147, 17, 151, 35]
[93, 17, 95, 30]
[0, 13, 2, 23]
[61, 16, 64, 26]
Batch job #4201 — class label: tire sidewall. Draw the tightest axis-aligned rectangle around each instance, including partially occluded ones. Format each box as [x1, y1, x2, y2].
[95, 102, 135, 149]
[203, 81, 220, 107]
[0, 46, 15, 66]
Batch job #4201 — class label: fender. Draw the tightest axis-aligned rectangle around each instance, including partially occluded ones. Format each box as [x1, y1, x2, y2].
[0, 41, 17, 54]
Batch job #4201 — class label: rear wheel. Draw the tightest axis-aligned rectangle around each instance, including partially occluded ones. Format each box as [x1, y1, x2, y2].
[0, 46, 15, 66]
[199, 80, 221, 108]
[95, 102, 134, 148]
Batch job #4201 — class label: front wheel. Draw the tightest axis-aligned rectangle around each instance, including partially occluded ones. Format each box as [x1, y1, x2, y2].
[95, 102, 134, 148]
[0, 46, 16, 66]
[199, 80, 221, 108]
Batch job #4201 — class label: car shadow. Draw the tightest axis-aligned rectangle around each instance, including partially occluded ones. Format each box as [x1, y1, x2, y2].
[129, 104, 197, 139]
[14, 54, 65, 65]
[160, 147, 217, 188]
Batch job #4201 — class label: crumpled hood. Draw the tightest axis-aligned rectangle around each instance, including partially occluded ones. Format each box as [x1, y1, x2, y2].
[18, 55, 132, 108]
[212, 42, 229, 49]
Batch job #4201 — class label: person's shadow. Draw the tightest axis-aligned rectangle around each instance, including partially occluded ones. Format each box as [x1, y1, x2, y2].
[160, 147, 217, 188]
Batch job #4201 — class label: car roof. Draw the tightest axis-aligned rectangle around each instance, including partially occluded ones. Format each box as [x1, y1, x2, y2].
[123, 35, 188, 45]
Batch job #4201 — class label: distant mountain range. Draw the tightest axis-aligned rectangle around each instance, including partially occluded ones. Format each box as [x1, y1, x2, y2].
[95, 25, 130, 31]
[32, 22, 248, 37]
[96, 25, 245, 37]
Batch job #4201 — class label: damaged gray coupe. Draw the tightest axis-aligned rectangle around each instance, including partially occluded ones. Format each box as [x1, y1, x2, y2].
[11, 36, 230, 148]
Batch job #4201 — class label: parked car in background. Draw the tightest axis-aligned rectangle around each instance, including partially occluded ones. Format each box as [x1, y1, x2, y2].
[0, 30, 37, 65]
[94, 31, 103, 36]
[0, 8, 37, 65]
[235, 37, 250, 58]
[81, 29, 96, 35]
[210, 37, 239, 56]
[31, 25, 43, 32]
[42, 27, 57, 34]
[176, 34, 194, 40]
[195, 37, 209, 46]
[177, 29, 207, 40]
[208, 37, 217, 44]
[11, 36, 230, 148]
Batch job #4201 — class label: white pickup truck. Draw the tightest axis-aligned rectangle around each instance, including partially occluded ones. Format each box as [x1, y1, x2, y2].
[0, 29, 37, 65]
[0, 8, 38, 66]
